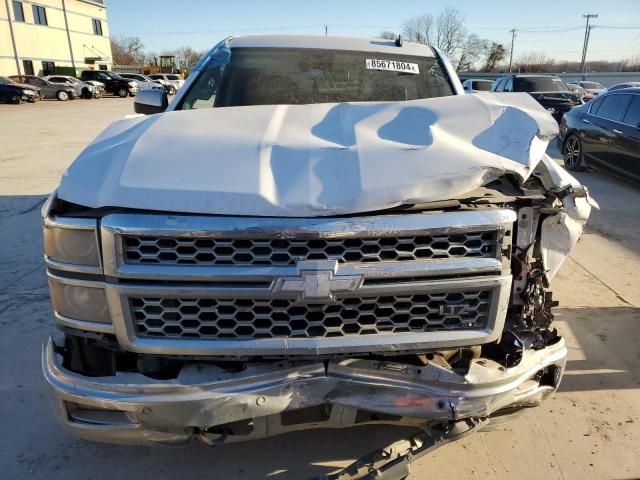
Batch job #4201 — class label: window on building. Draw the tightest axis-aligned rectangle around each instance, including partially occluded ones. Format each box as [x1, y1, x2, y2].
[22, 60, 34, 75]
[42, 61, 55, 76]
[12, 1, 25, 22]
[32, 4, 47, 26]
[92, 19, 103, 36]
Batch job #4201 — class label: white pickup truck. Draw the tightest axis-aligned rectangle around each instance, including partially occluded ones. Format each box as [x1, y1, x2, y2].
[42, 35, 593, 461]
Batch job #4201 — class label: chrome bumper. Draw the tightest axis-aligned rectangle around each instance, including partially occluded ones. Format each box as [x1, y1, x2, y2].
[43, 336, 567, 446]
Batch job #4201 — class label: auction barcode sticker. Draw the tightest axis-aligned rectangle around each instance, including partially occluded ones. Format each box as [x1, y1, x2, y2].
[366, 59, 420, 74]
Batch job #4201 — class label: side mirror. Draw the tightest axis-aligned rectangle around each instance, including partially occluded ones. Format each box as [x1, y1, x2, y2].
[134, 88, 168, 115]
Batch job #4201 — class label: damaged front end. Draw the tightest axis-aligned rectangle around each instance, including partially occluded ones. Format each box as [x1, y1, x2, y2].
[42, 155, 591, 446]
[42, 91, 593, 448]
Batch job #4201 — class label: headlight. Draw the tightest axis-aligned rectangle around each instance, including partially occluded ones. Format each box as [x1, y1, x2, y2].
[43, 216, 101, 270]
[128, 81, 136, 87]
[23, 89, 36, 95]
[546, 107, 556, 114]
[48, 276, 110, 325]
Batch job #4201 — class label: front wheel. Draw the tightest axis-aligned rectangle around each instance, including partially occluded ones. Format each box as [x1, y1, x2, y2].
[82, 88, 93, 99]
[168, 86, 176, 95]
[562, 134, 585, 171]
[9, 93, 21, 104]
[56, 90, 69, 101]
[117, 88, 128, 98]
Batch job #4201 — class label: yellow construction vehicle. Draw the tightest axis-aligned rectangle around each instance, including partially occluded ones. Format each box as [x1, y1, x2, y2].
[140, 56, 187, 77]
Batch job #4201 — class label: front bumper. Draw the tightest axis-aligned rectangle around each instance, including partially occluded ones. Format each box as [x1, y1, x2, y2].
[43, 335, 567, 446]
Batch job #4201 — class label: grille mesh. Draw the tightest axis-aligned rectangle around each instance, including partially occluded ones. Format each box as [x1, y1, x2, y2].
[123, 232, 498, 266]
[131, 291, 491, 340]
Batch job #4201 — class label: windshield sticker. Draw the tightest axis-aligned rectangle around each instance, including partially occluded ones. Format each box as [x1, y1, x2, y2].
[366, 59, 420, 74]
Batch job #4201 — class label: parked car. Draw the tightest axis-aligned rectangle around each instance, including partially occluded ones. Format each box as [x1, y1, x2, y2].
[151, 78, 176, 95]
[43, 75, 104, 99]
[462, 78, 494, 93]
[148, 73, 184, 92]
[80, 70, 140, 97]
[559, 88, 640, 182]
[569, 80, 606, 98]
[0, 76, 41, 103]
[116, 72, 164, 91]
[566, 82, 594, 102]
[43, 35, 592, 463]
[491, 74, 582, 122]
[607, 81, 640, 92]
[9, 75, 79, 101]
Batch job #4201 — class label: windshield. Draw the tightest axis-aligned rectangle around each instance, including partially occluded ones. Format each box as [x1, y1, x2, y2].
[513, 77, 569, 92]
[0, 76, 16, 85]
[166, 75, 181, 80]
[581, 81, 604, 89]
[180, 47, 453, 110]
[472, 80, 492, 91]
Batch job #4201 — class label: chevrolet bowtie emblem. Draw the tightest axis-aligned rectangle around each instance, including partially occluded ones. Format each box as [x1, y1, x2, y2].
[272, 260, 364, 302]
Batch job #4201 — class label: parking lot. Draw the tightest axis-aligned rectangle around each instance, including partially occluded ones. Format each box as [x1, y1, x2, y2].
[1, 98, 639, 479]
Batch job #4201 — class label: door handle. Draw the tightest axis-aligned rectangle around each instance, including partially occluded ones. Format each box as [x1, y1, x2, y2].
[612, 129, 623, 135]
[582, 118, 591, 124]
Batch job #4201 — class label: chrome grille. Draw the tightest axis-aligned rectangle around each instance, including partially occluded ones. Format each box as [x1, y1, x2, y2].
[123, 231, 498, 266]
[131, 290, 491, 340]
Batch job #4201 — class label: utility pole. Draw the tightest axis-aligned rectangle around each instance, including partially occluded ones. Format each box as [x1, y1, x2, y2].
[580, 14, 598, 73]
[324, 25, 328, 36]
[508, 29, 516, 73]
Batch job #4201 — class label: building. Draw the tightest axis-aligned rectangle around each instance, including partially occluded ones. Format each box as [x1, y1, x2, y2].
[0, 0, 112, 76]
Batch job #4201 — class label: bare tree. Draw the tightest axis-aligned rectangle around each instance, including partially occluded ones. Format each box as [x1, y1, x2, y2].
[402, 14, 435, 45]
[623, 54, 640, 72]
[482, 42, 506, 72]
[435, 7, 467, 58]
[457, 34, 488, 71]
[110, 36, 145, 65]
[402, 8, 485, 71]
[378, 31, 397, 40]
[516, 52, 553, 72]
[170, 46, 206, 71]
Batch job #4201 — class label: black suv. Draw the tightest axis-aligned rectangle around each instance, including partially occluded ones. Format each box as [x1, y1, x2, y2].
[80, 70, 140, 97]
[491, 74, 582, 122]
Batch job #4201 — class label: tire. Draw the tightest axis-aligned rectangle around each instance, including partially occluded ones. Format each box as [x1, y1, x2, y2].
[562, 134, 585, 171]
[9, 93, 21, 104]
[56, 90, 69, 101]
[117, 88, 128, 98]
[82, 88, 92, 99]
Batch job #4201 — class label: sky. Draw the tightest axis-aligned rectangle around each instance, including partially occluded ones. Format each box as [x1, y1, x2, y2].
[105, 0, 640, 63]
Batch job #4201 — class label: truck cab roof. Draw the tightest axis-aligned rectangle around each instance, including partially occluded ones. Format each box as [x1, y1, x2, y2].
[225, 34, 436, 57]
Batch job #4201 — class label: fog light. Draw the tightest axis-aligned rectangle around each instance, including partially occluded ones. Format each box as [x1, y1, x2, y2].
[48, 277, 110, 324]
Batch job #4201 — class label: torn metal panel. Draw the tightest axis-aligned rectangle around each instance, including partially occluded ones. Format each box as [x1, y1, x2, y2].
[535, 156, 596, 281]
[57, 93, 558, 217]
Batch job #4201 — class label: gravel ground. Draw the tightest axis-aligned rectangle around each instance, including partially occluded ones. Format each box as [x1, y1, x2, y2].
[1, 97, 639, 479]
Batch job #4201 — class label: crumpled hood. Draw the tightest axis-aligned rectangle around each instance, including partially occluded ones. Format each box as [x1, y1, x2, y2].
[58, 93, 558, 217]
